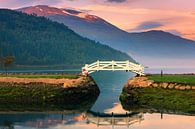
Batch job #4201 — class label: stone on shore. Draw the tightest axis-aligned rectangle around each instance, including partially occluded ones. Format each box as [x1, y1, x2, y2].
[125, 76, 195, 90]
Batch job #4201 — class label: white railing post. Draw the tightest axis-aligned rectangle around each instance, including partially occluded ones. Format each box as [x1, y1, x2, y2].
[85, 64, 88, 69]
[82, 64, 89, 75]
[97, 60, 100, 71]
[126, 60, 129, 71]
[112, 60, 114, 71]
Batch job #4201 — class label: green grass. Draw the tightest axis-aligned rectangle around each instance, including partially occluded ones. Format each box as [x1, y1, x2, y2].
[0, 74, 79, 79]
[120, 87, 195, 114]
[148, 74, 195, 85]
[0, 81, 99, 111]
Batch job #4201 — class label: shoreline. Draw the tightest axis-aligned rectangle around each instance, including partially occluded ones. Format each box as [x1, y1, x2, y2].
[125, 75, 195, 90]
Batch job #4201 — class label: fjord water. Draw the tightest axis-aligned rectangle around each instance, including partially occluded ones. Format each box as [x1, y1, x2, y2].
[0, 70, 195, 129]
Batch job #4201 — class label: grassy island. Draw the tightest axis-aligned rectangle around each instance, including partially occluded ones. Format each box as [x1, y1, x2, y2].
[0, 74, 100, 111]
[120, 74, 195, 115]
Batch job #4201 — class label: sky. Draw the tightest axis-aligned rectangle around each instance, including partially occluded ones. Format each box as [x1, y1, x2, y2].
[1, 0, 195, 40]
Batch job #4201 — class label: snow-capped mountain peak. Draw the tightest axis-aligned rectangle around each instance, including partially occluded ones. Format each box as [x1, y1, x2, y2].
[17, 5, 100, 22]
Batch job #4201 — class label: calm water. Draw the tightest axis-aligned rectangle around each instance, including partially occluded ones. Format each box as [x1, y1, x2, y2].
[0, 70, 195, 129]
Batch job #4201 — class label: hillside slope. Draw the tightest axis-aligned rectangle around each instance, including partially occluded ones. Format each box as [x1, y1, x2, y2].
[18, 5, 195, 67]
[0, 9, 133, 68]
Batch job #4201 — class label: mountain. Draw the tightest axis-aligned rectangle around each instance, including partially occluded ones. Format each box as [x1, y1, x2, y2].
[18, 5, 195, 68]
[0, 9, 133, 68]
[17, 5, 127, 49]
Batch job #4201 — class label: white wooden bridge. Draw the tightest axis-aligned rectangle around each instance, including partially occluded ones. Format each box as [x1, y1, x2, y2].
[82, 60, 144, 76]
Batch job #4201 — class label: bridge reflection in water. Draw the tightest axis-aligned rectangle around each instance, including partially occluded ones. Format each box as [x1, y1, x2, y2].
[86, 110, 144, 128]
[0, 111, 143, 128]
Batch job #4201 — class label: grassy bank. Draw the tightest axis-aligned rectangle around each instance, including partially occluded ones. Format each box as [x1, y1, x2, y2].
[120, 75, 195, 114]
[0, 74, 79, 79]
[0, 83, 98, 111]
[0, 76, 100, 111]
[120, 87, 195, 114]
[148, 74, 195, 86]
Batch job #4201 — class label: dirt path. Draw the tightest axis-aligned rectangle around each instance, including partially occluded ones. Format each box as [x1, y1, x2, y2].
[0, 76, 85, 88]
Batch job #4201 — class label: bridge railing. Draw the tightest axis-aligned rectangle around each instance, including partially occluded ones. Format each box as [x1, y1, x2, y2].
[82, 60, 144, 75]
[86, 111, 144, 127]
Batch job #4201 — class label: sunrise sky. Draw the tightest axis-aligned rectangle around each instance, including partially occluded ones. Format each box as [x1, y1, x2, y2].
[1, 0, 195, 40]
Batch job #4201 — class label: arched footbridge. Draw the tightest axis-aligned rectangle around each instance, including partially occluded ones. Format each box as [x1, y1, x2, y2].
[82, 60, 145, 76]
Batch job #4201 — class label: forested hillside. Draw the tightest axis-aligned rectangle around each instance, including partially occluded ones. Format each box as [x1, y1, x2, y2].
[0, 9, 133, 68]
[19, 5, 195, 68]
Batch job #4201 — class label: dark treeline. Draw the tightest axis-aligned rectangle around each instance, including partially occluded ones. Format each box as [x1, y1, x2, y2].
[0, 9, 132, 68]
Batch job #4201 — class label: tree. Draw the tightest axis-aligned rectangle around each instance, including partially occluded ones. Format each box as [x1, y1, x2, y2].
[2, 56, 15, 75]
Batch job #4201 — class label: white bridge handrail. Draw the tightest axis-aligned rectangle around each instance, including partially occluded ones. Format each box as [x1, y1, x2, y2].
[82, 60, 144, 76]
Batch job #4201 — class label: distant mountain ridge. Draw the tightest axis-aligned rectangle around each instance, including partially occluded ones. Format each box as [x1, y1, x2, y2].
[17, 5, 102, 22]
[18, 5, 195, 68]
[0, 9, 133, 68]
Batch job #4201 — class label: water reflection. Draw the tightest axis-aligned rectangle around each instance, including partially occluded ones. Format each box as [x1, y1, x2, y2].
[0, 93, 98, 112]
[86, 110, 143, 128]
[0, 71, 195, 129]
[0, 111, 143, 129]
[0, 94, 99, 128]
[0, 111, 195, 129]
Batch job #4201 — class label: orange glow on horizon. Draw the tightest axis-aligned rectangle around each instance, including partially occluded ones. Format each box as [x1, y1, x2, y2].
[76, 4, 195, 40]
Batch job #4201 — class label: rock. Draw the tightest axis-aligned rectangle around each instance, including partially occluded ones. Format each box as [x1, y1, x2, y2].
[125, 76, 195, 91]
[192, 86, 195, 90]
[162, 83, 169, 89]
[175, 85, 180, 89]
[127, 77, 154, 88]
[179, 86, 186, 90]
[185, 85, 191, 90]
[168, 83, 175, 89]
[152, 83, 159, 88]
